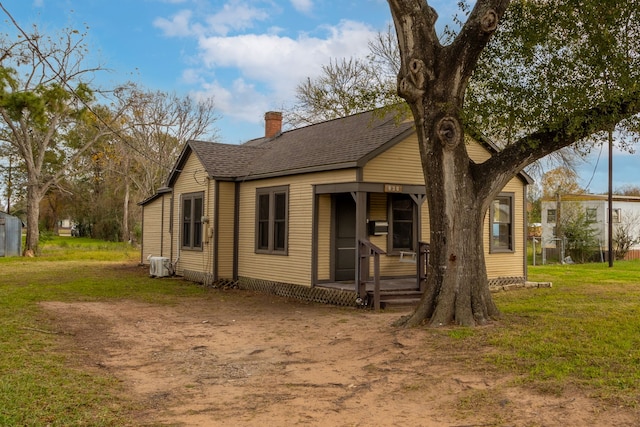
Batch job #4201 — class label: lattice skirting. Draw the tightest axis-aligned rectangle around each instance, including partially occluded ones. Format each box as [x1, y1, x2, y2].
[183, 270, 238, 289]
[182, 271, 549, 300]
[238, 277, 359, 307]
[488, 276, 524, 288]
[488, 276, 553, 292]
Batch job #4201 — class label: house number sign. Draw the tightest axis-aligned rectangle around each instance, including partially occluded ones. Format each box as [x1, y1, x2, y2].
[384, 184, 403, 193]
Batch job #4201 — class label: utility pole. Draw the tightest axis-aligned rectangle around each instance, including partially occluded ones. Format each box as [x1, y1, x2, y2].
[608, 127, 614, 267]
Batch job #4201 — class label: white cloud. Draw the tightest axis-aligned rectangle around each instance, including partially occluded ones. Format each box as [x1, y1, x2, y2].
[154, 0, 273, 38]
[196, 20, 376, 98]
[157, 2, 380, 140]
[191, 78, 270, 143]
[153, 9, 194, 37]
[204, 0, 270, 36]
[181, 68, 204, 85]
[290, 0, 313, 14]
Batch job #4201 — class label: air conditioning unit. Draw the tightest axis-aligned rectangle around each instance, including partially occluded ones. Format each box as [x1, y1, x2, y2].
[149, 256, 170, 278]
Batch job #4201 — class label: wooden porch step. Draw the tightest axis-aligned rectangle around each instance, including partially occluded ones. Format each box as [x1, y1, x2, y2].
[368, 290, 423, 309]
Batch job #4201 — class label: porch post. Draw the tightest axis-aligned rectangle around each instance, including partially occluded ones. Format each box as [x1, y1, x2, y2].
[411, 194, 427, 291]
[355, 190, 367, 297]
[410, 194, 427, 244]
[232, 182, 240, 281]
[311, 187, 319, 287]
[213, 180, 220, 282]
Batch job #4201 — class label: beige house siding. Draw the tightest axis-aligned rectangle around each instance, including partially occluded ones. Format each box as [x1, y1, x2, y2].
[141, 197, 163, 263]
[363, 135, 426, 277]
[238, 169, 356, 286]
[317, 194, 332, 281]
[363, 135, 525, 281]
[483, 178, 526, 279]
[465, 137, 492, 163]
[366, 192, 416, 277]
[162, 194, 173, 259]
[172, 154, 214, 276]
[363, 134, 424, 184]
[147, 132, 527, 288]
[364, 135, 495, 182]
[361, 135, 525, 279]
[367, 192, 387, 252]
[216, 181, 236, 279]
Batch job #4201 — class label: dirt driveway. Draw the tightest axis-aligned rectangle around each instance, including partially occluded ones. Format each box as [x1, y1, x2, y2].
[41, 287, 638, 427]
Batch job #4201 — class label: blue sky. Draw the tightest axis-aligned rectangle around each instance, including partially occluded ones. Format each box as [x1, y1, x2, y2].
[2, 0, 638, 194]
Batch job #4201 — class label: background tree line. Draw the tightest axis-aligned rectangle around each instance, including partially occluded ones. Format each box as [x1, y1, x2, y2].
[2, 1, 639, 326]
[0, 22, 218, 252]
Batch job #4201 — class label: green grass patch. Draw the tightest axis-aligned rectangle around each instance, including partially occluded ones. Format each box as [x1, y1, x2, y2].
[488, 260, 640, 405]
[3, 237, 640, 420]
[0, 236, 207, 425]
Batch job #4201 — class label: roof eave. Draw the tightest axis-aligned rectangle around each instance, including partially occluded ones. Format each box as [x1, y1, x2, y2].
[138, 186, 172, 206]
[165, 141, 195, 188]
[234, 162, 359, 181]
[356, 126, 416, 168]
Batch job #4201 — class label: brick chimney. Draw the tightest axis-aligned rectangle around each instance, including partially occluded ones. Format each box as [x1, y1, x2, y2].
[264, 111, 282, 138]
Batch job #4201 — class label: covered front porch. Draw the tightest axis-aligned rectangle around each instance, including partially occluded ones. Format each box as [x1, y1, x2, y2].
[311, 181, 428, 287]
[316, 239, 430, 309]
[235, 238, 429, 310]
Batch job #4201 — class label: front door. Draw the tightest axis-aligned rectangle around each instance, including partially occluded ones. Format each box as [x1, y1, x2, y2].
[334, 194, 356, 281]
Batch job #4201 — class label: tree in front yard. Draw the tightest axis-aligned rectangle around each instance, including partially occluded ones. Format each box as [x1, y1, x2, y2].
[561, 206, 600, 263]
[388, 0, 640, 326]
[0, 24, 118, 254]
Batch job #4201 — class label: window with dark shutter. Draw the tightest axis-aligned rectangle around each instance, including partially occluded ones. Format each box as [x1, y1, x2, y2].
[255, 186, 289, 255]
[181, 192, 204, 250]
[389, 194, 416, 253]
[490, 194, 514, 253]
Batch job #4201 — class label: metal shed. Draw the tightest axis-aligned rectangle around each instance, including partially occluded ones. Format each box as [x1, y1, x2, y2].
[0, 211, 23, 257]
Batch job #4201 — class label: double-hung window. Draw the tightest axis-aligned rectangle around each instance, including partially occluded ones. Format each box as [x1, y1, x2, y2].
[547, 209, 557, 223]
[389, 194, 415, 253]
[182, 192, 204, 250]
[490, 193, 514, 252]
[610, 208, 622, 223]
[256, 186, 289, 254]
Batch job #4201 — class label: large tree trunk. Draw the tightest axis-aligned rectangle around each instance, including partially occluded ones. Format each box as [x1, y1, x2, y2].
[24, 183, 43, 255]
[400, 107, 500, 327]
[389, 0, 509, 326]
[122, 174, 130, 242]
[388, 0, 640, 326]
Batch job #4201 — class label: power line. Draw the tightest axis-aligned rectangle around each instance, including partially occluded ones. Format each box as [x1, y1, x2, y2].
[583, 139, 604, 192]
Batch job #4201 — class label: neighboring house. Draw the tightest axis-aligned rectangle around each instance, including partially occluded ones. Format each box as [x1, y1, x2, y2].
[140, 109, 532, 306]
[0, 211, 23, 257]
[57, 218, 75, 236]
[541, 194, 640, 259]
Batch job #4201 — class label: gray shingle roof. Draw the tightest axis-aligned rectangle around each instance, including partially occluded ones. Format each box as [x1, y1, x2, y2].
[189, 108, 415, 181]
[188, 140, 268, 179]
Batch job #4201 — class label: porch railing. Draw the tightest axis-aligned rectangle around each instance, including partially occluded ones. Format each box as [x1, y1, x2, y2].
[358, 239, 429, 310]
[358, 239, 386, 310]
[417, 241, 430, 293]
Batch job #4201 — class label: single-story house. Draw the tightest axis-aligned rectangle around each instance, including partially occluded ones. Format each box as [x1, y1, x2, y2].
[140, 109, 532, 306]
[0, 211, 23, 257]
[541, 193, 640, 260]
